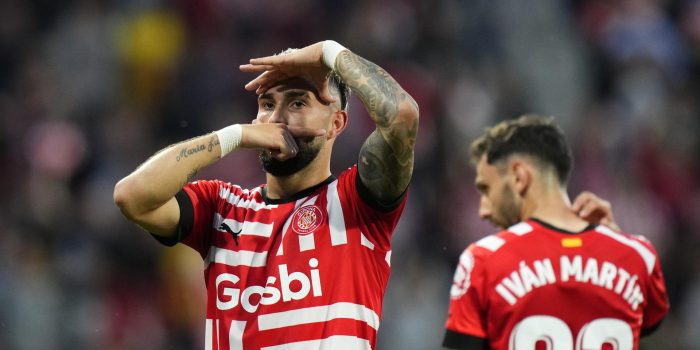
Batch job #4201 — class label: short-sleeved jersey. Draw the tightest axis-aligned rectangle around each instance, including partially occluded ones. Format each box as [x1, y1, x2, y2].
[158, 165, 406, 350]
[444, 219, 669, 350]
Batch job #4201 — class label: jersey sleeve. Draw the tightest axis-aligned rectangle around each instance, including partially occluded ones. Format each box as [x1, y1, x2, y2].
[640, 241, 669, 332]
[444, 245, 489, 341]
[335, 165, 408, 251]
[151, 180, 225, 258]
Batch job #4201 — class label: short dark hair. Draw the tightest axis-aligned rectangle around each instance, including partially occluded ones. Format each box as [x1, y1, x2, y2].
[329, 71, 350, 111]
[470, 115, 573, 184]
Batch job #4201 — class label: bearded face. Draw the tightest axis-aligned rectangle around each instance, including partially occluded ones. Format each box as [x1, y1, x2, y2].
[489, 182, 522, 229]
[475, 156, 524, 229]
[259, 135, 324, 177]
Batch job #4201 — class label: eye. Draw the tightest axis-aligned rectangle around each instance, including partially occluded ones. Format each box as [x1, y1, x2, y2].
[290, 100, 306, 109]
[259, 101, 274, 110]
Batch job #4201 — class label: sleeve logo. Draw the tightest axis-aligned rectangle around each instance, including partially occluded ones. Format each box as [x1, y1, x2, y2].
[450, 250, 475, 299]
[292, 205, 324, 235]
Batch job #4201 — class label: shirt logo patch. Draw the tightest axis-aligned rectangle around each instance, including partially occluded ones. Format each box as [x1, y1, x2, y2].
[292, 205, 324, 235]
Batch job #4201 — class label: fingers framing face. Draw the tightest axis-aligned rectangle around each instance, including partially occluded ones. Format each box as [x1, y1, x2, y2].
[244, 70, 289, 94]
[239, 47, 336, 105]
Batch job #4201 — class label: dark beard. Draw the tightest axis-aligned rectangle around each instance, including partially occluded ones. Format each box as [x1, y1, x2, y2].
[259, 137, 323, 177]
[492, 183, 522, 229]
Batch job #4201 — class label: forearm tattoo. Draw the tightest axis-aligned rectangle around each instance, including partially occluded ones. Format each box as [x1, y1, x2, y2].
[175, 135, 219, 186]
[175, 135, 220, 162]
[336, 52, 419, 202]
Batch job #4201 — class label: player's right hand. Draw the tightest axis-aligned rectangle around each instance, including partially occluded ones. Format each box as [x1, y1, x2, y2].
[239, 42, 336, 104]
[240, 123, 326, 161]
[572, 191, 621, 231]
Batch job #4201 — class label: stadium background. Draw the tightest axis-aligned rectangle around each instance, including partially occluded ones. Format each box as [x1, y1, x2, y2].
[1, 0, 699, 348]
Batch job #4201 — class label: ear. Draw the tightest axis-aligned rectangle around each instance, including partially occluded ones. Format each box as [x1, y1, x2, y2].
[511, 160, 532, 196]
[327, 110, 348, 139]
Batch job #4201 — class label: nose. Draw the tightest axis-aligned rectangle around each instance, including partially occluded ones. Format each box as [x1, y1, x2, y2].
[268, 106, 287, 124]
[478, 196, 491, 220]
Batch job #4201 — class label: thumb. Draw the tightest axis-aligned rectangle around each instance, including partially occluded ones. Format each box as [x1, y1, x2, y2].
[315, 76, 337, 105]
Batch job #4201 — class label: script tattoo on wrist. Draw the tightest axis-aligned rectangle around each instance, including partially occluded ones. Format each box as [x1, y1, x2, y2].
[176, 136, 218, 162]
[208, 136, 220, 152]
[176, 144, 206, 162]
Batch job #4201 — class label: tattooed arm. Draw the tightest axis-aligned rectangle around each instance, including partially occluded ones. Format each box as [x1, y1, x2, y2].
[335, 51, 419, 203]
[114, 124, 325, 237]
[113, 133, 222, 237]
[240, 41, 419, 203]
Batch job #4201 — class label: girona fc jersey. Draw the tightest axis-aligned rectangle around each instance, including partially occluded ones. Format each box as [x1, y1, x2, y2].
[444, 219, 669, 350]
[158, 165, 405, 350]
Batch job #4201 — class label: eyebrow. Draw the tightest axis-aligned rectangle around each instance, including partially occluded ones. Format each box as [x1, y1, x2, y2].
[283, 90, 310, 99]
[258, 89, 311, 101]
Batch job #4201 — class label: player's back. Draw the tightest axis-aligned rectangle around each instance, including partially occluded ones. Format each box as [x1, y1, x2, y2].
[446, 218, 669, 350]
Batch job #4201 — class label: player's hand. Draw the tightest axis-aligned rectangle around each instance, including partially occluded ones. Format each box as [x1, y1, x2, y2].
[240, 123, 326, 161]
[572, 191, 620, 231]
[239, 42, 336, 104]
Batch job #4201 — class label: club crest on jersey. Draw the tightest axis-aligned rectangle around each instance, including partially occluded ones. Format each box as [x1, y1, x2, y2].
[291, 205, 324, 235]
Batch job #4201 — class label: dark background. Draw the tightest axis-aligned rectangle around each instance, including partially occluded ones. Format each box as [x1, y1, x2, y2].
[0, 0, 698, 348]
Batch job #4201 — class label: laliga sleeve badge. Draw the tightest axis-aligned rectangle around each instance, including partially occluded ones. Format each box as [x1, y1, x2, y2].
[450, 250, 475, 299]
[291, 205, 324, 235]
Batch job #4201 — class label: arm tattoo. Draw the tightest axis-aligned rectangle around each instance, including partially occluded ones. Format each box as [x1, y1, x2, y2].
[337, 51, 419, 203]
[176, 135, 218, 186]
[175, 144, 206, 162]
[176, 135, 220, 162]
[336, 53, 400, 126]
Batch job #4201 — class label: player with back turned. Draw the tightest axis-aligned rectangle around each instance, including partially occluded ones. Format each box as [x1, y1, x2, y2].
[443, 115, 669, 350]
[114, 40, 418, 350]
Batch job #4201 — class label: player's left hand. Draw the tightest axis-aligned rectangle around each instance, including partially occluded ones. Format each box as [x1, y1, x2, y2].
[572, 191, 621, 231]
[239, 42, 336, 104]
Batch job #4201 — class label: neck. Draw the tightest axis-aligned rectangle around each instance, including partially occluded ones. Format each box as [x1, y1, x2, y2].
[521, 183, 589, 232]
[264, 149, 332, 199]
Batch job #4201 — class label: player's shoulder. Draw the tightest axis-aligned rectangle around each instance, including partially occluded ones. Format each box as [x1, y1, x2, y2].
[591, 224, 661, 274]
[188, 179, 265, 202]
[592, 224, 659, 251]
[466, 221, 536, 258]
[337, 164, 358, 182]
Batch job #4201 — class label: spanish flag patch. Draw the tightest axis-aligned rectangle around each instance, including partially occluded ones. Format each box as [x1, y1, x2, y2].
[561, 237, 583, 248]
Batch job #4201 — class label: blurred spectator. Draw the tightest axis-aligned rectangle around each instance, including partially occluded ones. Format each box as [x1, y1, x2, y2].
[0, 0, 697, 349]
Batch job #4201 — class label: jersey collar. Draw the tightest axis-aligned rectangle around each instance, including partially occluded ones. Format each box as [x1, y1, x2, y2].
[262, 175, 336, 205]
[528, 217, 597, 234]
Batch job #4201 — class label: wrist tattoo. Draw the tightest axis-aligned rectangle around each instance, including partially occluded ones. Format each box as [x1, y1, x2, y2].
[208, 136, 220, 152]
[176, 144, 206, 162]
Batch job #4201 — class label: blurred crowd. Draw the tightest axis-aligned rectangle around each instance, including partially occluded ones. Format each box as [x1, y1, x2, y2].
[0, 0, 699, 349]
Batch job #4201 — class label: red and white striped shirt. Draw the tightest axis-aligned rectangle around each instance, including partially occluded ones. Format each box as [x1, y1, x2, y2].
[165, 165, 406, 350]
[444, 219, 669, 350]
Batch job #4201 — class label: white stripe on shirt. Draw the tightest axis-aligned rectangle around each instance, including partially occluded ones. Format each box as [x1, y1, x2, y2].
[214, 213, 274, 238]
[595, 226, 656, 274]
[257, 302, 380, 331]
[228, 320, 246, 350]
[206, 246, 267, 267]
[326, 181, 348, 246]
[260, 335, 372, 350]
[219, 186, 275, 211]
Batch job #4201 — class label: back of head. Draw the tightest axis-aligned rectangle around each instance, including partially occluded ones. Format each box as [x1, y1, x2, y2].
[470, 115, 573, 185]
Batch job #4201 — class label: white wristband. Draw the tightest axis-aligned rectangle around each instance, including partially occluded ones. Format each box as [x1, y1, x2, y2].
[322, 40, 348, 70]
[215, 124, 242, 158]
